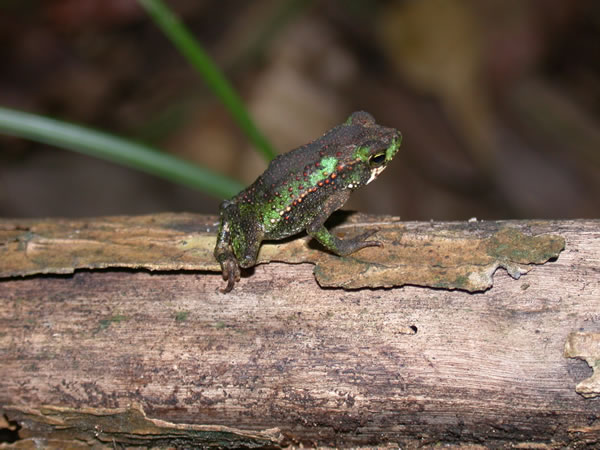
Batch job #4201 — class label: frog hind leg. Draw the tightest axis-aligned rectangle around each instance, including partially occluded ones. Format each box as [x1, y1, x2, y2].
[214, 202, 264, 293]
[306, 190, 382, 256]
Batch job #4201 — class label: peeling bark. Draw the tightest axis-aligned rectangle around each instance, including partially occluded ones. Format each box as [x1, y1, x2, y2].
[0, 212, 565, 291]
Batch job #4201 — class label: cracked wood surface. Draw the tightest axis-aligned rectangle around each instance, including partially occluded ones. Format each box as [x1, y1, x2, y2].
[0, 216, 598, 448]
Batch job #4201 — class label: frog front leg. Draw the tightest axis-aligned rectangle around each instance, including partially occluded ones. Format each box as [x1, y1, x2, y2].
[306, 190, 382, 256]
[214, 217, 240, 293]
[214, 201, 264, 293]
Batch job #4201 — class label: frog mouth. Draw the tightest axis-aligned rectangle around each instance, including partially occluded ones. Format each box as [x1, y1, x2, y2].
[366, 165, 387, 185]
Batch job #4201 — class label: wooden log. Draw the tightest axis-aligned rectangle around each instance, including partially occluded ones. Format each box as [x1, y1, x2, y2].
[0, 215, 599, 448]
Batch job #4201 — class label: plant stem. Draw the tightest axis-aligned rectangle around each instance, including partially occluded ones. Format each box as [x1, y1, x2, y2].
[137, 0, 277, 161]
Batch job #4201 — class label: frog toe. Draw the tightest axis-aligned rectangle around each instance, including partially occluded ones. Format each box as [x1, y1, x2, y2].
[220, 258, 241, 293]
[341, 229, 383, 254]
[355, 228, 380, 240]
[350, 238, 383, 252]
[361, 239, 383, 249]
[223, 276, 236, 294]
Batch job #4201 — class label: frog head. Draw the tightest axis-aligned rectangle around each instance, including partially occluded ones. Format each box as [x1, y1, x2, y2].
[336, 111, 402, 190]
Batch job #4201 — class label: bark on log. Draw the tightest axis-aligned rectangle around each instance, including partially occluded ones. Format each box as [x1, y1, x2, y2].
[0, 215, 599, 448]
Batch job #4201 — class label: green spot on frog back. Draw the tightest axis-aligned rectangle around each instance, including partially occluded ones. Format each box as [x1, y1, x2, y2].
[309, 156, 338, 185]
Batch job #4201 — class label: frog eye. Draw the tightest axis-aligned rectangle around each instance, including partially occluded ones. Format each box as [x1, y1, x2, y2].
[369, 152, 386, 168]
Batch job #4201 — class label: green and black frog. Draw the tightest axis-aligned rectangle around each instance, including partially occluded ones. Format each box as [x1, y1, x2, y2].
[214, 111, 401, 292]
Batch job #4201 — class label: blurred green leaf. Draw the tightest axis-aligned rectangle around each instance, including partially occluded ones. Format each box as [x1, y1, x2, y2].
[0, 106, 244, 199]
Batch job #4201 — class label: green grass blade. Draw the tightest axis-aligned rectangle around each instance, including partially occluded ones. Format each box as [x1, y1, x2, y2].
[138, 0, 277, 161]
[0, 106, 244, 199]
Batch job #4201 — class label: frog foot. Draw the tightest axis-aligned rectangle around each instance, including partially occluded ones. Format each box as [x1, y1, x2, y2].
[339, 228, 383, 255]
[220, 257, 241, 294]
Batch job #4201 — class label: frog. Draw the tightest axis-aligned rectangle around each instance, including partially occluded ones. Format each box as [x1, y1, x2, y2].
[214, 111, 401, 293]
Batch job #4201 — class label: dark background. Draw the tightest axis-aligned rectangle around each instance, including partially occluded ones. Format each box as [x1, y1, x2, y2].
[1, 0, 599, 220]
